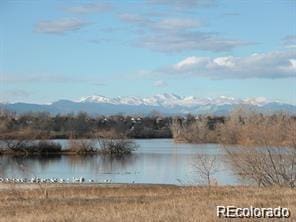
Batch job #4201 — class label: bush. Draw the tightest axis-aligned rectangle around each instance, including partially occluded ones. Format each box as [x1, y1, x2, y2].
[224, 146, 296, 188]
[67, 139, 98, 154]
[37, 141, 62, 154]
[98, 138, 137, 156]
[0, 140, 62, 155]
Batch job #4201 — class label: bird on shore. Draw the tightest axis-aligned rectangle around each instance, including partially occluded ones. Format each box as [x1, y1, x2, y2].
[0, 177, 89, 184]
[79, 177, 85, 183]
[72, 177, 85, 183]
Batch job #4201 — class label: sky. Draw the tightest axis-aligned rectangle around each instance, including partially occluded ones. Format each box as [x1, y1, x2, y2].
[0, 0, 295, 104]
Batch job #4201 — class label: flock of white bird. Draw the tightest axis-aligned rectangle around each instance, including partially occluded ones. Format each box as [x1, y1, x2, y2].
[0, 177, 114, 184]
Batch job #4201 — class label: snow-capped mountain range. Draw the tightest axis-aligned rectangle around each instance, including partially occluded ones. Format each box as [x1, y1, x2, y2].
[1, 93, 295, 115]
[78, 93, 270, 107]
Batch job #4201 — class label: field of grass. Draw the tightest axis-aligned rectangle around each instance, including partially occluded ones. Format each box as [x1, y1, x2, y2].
[0, 184, 295, 221]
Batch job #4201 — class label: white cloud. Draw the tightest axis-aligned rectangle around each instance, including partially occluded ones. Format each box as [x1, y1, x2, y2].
[147, 0, 216, 9]
[35, 18, 89, 34]
[175, 56, 207, 69]
[282, 35, 296, 48]
[119, 13, 249, 52]
[161, 50, 296, 79]
[153, 18, 201, 30]
[220, 12, 240, 17]
[213, 56, 235, 68]
[289, 59, 296, 69]
[120, 14, 200, 30]
[153, 80, 167, 87]
[119, 14, 148, 25]
[138, 31, 250, 52]
[65, 3, 112, 14]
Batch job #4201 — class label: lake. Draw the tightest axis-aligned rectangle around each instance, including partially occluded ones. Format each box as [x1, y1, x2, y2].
[0, 139, 240, 185]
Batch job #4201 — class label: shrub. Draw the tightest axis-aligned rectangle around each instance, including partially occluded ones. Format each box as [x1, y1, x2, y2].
[98, 138, 137, 156]
[67, 139, 98, 154]
[37, 141, 62, 154]
[0, 140, 62, 155]
[224, 146, 296, 188]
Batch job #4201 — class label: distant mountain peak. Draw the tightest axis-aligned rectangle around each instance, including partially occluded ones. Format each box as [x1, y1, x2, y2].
[1, 93, 295, 115]
[78, 93, 271, 107]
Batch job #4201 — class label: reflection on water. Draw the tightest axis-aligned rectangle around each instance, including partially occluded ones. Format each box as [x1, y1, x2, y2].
[0, 139, 239, 185]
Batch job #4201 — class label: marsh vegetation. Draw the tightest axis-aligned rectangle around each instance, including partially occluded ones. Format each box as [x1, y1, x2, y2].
[0, 135, 137, 157]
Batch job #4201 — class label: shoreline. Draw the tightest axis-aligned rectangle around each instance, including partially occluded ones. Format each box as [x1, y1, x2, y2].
[0, 183, 179, 190]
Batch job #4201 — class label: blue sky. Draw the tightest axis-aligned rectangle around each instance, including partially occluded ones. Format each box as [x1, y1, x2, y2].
[0, 0, 295, 104]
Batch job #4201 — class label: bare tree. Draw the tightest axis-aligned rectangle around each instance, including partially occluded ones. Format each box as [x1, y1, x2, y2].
[224, 146, 296, 188]
[192, 153, 219, 187]
[171, 116, 215, 143]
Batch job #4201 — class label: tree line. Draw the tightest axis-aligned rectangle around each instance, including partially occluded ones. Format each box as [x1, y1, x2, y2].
[0, 110, 174, 139]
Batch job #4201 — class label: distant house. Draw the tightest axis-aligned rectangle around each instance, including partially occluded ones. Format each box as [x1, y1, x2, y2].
[136, 117, 142, 121]
[156, 117, 163, 124]
[26, 120, 33, 125]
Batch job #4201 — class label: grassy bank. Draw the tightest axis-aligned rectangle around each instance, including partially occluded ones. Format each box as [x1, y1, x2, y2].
[0, 184, 295, 221]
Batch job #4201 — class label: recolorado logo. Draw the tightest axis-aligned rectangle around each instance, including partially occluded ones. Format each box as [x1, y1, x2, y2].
[217, 206, 290, 219]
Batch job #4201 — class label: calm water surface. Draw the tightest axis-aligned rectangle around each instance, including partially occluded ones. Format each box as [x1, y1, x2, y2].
[0, 139, 240, 185]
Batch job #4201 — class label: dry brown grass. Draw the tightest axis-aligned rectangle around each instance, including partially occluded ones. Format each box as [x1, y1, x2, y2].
[0, 184, 295, 222]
